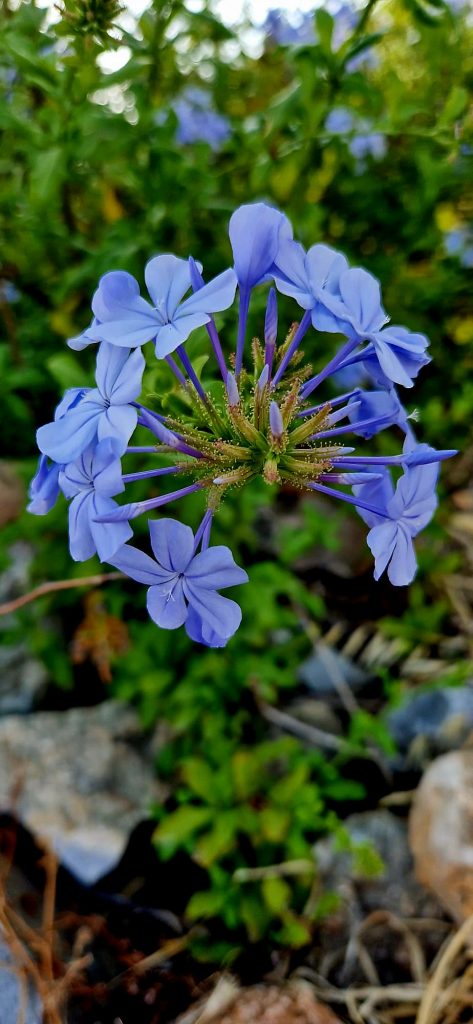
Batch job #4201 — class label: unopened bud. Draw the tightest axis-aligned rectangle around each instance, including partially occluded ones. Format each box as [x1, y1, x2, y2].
[188, 255, 204, 292]
[264, 287, 278, 351]
[257, 364, 269, 392]
[269, 400, 284, 439]
[225, 371, 240, 408]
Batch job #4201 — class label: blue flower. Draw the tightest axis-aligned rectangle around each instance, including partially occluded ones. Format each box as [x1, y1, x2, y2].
[353, 462, 439, 585]
[173, 87, 231, 150]
[71, 258, 236, 358]
[229, 203, 293, 290]
[37, 343, 144, 464]
[273, 239, 349, 322]
[314, 268, 430, 387]
[59, 438, 132, 562]
[347, 388, 407, 438]
[27, 456, 61, 516]
[108, 518, 248, 647]
[263, 9, 316, 46]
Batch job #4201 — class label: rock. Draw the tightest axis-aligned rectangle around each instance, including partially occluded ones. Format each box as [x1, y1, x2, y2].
[388, 687, 473, 764]
[314, 809, 437, 918]
[0, 643, 47, 714]
[177, 981, 341, 1024]
[298, 645, 370, 701]
[0, 540, 32, 604]
[0, 701, 166, 885]
[312, 810, 445, 986]
[409, 749, 473, 922]
[0, 934, 42, 1024]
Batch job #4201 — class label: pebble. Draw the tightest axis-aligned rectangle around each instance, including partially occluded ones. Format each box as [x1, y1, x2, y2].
[409, 749, 473, 922]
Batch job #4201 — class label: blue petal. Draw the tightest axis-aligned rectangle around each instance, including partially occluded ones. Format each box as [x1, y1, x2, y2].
[183, 580, 242, 639]
[88, 314, 161, 349]
[37, 403, 101, 464]
[90, 494, 133, 561]
[372, 337, 415, 388]
[185, 606, 230, 647]
[186, 545, 249, 589]
[338, 268, 386, 334]
[91, 270, 152, 322]
[27, 456, 61, 515]
[386, 525, 417, 586]
[108, 543, 176, 584]
[148, 518, 195, 573]
[178, 268, 237, 318]
[366, 521, 398, 581]
[273, 240, 313, 307]
[229, 203, 292, 288]
[305, 244, 348, 296]
[91, 438, 125, 497]
[154, 315, 210, 358]
[97, 405, 138, 452]
[54, 387, 89, 419]
[144, 254, 192, 317]
[352, 470, 394, 527]
[68, 493, 96, 562]
[147, 579, 188, 629]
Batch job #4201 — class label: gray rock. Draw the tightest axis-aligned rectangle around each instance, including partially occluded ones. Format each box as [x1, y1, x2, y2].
[297, 645, 369, 700]
[388, 686, 473, 761]
[314, 809, 441, 919]
[0, 644, 47, 714]
[0, 933, 42, 1024]
[0, 701, 166, 885]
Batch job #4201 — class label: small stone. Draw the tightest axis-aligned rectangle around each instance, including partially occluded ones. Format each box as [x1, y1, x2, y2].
[0, 701, 166, 885]
[388, 687, 473, 764]
[297, 646, 370, 700]
[409, 749, 473, 922]
[0, 644, 47, 715]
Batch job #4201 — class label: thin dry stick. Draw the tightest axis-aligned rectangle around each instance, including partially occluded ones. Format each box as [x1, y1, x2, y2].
[0, 572, 124, 616]
[416, 913, 473, 1024]
[258, 701, 342, 752]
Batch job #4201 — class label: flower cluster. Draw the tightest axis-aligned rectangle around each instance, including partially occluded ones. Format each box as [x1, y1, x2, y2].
[29, 202, 456, 647]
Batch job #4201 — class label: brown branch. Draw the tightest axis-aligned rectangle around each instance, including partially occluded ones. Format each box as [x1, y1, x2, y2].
[0, 572, 124, 617]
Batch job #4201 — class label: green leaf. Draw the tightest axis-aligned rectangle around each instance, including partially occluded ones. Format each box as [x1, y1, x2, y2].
[181, 757, 219, 803]
[186, 888, 228, 920]
[261, 875, 292, 915]
[153, 805, 213, 846]
[315, 9, 334, 55]
[29, 147, 64, 207]
[46, 352, 84, 391]
[259, 807, 291, 843]
[194, 813, 238, 867]
[438, 86, 469, 126]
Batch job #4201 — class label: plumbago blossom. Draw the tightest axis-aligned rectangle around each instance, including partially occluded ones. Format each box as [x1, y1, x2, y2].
[30, 203, 456, 647]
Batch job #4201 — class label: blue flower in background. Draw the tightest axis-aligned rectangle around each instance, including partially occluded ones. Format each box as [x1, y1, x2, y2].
[354, 462, 439, 585]
[444, 228, 473, 269]
[325, 107, 387, 164]
[59, 438, 132, 562]
[263, 8, 316, 46]
[109, 519, 248, 648]
[174, 87, 231, 151]
[71, 257, 236, 359]
[37, 343, 145, 463]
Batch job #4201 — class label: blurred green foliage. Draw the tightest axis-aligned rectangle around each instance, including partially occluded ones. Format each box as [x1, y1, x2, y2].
[1, 0, 472, 952]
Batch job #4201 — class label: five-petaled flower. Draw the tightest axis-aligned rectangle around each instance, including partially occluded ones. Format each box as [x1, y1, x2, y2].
[109, 519, 248, 648]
